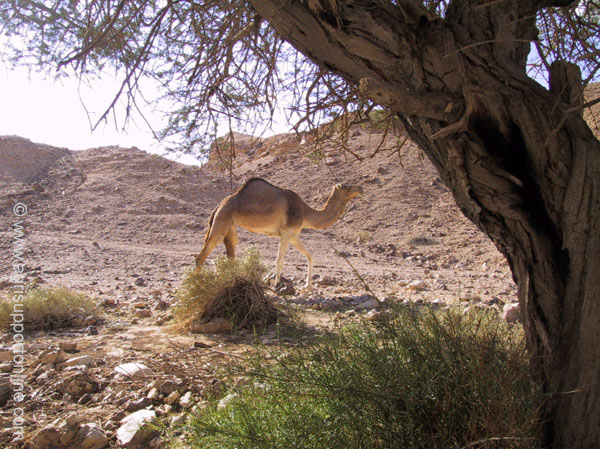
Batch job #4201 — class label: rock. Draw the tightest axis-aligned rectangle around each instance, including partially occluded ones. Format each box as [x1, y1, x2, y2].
[125, 397, 152, 412]
[190, 318, 232, 334]
[503, 302, 521, 323]
[136, 309, 152, 317]
[355, 298, 380, 311]
[85, 326, 99, 335]
[275, 281, 296, 296]
[56, 370, 100, 398]
[114, 362, 155, 379]
[134, 277, 146, 287]
[78, 393, 93, 405]
[30, 424, 61, 448]
[116, 409, 157, 447]
[58, 341, 78, 352]
[0, 377, 12, 407]
[36, 348, 69, 366]
[147, 387, 160, 401]
[407, 279, 427, 291]
[169, 413, 186, 427]
[77, 422, 109, 449]
[179, 391, 193, 408]
[165, 390, 180, 405]
[316, 276, 337, 287]
[0, 346, 12, 362]
[57, 355, 95, 370]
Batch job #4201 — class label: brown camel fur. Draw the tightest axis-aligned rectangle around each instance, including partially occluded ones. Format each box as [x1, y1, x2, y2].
[195, 177, 363, 288]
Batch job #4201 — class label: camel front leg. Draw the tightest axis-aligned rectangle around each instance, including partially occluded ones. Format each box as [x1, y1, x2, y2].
[290, 236, 314, 289]
[275, 234, 292, 285]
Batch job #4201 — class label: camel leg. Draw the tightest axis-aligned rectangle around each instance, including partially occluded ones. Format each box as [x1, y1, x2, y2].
[195, 234, 220, 268]
[223, 226, 238, 259]
[290, 236, 314, 289]
[275, 234, 292, 285]
[195, 206, 234, 267]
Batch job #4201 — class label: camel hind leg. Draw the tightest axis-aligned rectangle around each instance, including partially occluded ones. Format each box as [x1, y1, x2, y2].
[223, 226, 237, 259]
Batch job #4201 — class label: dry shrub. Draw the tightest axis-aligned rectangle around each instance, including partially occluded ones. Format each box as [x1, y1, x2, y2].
[0, 287, 98, 331]
[175, 250, 278, 331]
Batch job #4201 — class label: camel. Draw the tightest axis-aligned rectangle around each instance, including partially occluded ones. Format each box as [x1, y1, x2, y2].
[195, 177, 364, 288]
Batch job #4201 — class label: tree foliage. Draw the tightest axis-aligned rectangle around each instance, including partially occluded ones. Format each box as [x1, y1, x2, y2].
[2, 0, 598, 154]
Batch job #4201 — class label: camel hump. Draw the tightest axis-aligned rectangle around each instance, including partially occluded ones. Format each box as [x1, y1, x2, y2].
[239, 177, 278, 192]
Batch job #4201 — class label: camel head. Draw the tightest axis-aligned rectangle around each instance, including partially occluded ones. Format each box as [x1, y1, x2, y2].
[333, 183, 364, 201]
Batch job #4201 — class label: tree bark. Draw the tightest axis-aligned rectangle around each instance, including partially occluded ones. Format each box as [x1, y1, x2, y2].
[250, 1, 600, 447]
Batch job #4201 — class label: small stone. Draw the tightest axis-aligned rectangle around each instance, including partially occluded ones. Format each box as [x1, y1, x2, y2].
[58, 341, 78, 352]
[125, 397, 152, 412]
[36, 348, 69, 366]
[354, 298, 380, 311]
[170, 413, 186, 427]
[77, 422, 109, 449]
[407, 279, 427, 291]
[115, 362, 155, 379]
[57, 355, 95, 370]
[136, 309, 152, 317]
[0, 347, 12, 363]
[85, 326, 99, 335]
[165, 390, 180, 405]
[316, 276, 337, 287]
[147, 387, 160, 401]
[134, 277, 146, 287]
[179, 391, 193, 408]
[78, 393, 93, 405]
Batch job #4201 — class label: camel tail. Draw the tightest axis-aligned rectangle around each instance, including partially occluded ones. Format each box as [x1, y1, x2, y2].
[204, 207, 217, 243]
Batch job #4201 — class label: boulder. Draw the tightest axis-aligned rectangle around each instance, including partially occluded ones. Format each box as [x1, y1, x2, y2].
[114, 362, 155, 379]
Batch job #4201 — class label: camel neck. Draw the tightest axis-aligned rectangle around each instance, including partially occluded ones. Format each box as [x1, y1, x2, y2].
[303, 193, 349, 229]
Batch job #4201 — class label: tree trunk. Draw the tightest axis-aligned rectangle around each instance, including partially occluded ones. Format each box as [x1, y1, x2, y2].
[250, 1, 600, 447]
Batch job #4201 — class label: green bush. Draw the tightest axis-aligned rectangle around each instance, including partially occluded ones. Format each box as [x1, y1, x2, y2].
[174, 249, 278, 331]
[0, 286, 98, 331]
[177, 308, 540, 449]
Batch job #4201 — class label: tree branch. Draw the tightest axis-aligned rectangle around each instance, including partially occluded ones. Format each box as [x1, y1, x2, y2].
[359, 78, 464, 123]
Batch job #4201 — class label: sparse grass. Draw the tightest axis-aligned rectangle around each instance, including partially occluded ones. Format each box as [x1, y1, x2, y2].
[0, 286, 98, 331]
[176, 307, 541, 449]
[356, 230, 372, 244]
[408, 235, 438, 246]
[174, 250, 279, 332]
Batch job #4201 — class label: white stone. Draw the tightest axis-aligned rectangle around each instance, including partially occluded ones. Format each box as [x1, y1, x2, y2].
[407, 279, 427, 291]
[117, 409, 157, 447]
[58, 355, 95, 369]
[114, 362, 155, 378]
[179, 391, 193, 408]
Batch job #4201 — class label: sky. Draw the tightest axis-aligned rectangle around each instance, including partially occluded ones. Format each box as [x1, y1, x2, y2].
[0, 63, 291, 165]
